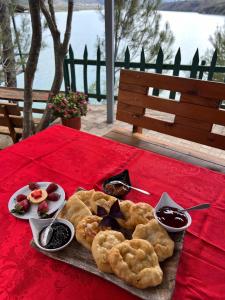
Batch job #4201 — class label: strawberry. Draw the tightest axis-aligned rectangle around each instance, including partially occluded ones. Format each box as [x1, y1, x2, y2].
[46, 183, 58, 194]
[31, 190, 42, 199]
[47, 192, 60, 201]
[38, 201, 49, 218]
[16, 194, 27, 202]
[11, 199, 30, 214]
[29, 182, 40, 190]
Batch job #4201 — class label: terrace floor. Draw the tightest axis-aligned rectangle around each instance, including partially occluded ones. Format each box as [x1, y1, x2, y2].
[1, 103, 225, 166]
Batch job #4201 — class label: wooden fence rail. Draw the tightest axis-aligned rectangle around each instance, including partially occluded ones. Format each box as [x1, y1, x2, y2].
[64, 45, 225, 108]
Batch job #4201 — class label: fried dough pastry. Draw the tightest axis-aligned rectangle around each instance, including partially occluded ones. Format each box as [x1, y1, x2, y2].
[117, 201, 154, 230]
[131, 202, 154, 226]
[58, 195, 92, 228]
[108, 239, 163, 289]
[92, 230, 125, 273]
[90, 191, 117, 214]
[76, 215, 102, 250]
[75, 189, 95, 211]
[117, 200, 135, 230]
[132, 219, 175, 262]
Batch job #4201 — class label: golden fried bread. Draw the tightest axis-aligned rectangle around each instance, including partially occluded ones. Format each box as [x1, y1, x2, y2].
[58, 195, 92, 228]
[92, 230, 125, 273]
[108, 239, 163, 289]
[132, 219, 174, 262]
[90, 191, 117, 214]
[75, 189, 95, 211]
[131, 202, 154, 226]
[117, 200, 135, 230]
[76, 215, 102, 250]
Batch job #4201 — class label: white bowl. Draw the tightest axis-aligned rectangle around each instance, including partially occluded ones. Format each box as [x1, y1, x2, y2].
[29, 217, 74, 252]
[153, 192, 192, 232]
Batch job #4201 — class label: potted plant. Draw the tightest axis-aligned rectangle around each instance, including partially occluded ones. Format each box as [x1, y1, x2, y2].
[49, 92, 88, 130]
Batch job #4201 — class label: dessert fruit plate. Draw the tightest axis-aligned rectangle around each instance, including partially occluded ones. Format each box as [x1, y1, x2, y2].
[8, 182, 65, 220]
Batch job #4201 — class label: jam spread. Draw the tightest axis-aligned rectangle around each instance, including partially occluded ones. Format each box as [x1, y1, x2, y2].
[104, 182, 129, 197]
[156, 206, 188, 228]
[31, 190, 42, 199]
[39, 223, 71, 249]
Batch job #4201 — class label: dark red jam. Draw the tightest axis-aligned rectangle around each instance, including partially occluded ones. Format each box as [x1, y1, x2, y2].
[104, 182, 129, 197]
[39, 223, 71, 249]
[156, 206, 188, 228]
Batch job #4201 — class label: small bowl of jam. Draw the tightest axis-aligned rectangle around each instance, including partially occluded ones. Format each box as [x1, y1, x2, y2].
[29, 217, 74, 252]
[154, 192, 192, 232]
[103, 169, 131, 198]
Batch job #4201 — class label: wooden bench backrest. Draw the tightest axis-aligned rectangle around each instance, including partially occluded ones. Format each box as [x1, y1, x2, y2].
[117, 69, 225, 150]
[0, 103, 23, 143]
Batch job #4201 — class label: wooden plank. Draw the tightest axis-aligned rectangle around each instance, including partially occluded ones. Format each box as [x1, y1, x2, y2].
[1, 106, 18, 143]
[0, 87, 49, 101]
[117, 102, 145, 134]
[118, 91, 225, 126]
[175, 116, 212, 131]
[104, 128, 225, 173]
[0, 115, 23, 128]
[120, 70, 225, 99]
[119, 82, 148, 95]
[180, 94, 219, 108]
[117, 110, 225, 150]
[0, 103, 21, 115]
[117, 102, 146, 115]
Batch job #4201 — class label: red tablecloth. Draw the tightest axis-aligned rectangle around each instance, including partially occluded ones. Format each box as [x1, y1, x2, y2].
[1, 125, 225, 300]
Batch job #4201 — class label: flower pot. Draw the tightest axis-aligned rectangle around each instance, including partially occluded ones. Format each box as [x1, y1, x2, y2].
[62, 117, 81, 130]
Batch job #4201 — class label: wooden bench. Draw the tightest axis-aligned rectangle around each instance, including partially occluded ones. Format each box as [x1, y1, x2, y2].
[104, 69, 225, 173]
[0, 87, 49, 143]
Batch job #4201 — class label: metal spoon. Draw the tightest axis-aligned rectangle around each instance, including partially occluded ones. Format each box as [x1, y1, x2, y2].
[180, 203, 210, 212]
[40, 201, 66, 247]
[109, 180, 150, 195]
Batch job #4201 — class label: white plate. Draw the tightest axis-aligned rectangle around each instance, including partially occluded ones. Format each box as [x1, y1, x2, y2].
[8, 182, 65, 220]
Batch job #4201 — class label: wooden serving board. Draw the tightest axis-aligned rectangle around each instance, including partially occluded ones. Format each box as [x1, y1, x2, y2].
[31, 231, 184, 300]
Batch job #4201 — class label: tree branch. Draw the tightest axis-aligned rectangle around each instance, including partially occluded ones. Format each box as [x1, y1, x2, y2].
[62, 0, 74, 51]
[48, 0, 57, 27]
[40, 0, 59, 40]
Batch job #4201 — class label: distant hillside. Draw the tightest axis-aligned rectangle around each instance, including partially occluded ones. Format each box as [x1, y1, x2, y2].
[159, 0, 225, 15]
[15, 0, 104, 10]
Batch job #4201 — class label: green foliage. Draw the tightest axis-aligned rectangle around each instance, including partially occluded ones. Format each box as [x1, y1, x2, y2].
[204, 22, 225, 81]
[98, 0, 174, 63]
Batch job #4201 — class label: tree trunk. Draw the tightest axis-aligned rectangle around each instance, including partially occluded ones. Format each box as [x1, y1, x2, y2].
[36, 43, 64, 131]
[36, 0, 74, 132]
[0, 0, 17, 87]
[23, 0, 42, 139]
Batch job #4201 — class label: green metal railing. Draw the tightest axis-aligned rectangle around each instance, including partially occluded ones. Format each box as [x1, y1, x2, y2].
[64, 45, 225, 103]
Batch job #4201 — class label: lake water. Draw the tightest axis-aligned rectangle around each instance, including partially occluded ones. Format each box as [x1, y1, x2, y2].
[16, 10, 225, 93]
